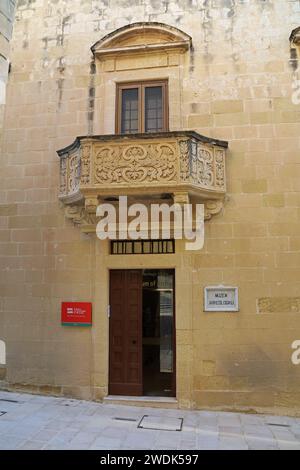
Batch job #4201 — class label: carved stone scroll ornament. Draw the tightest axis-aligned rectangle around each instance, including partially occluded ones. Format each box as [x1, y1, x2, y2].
[196, 147, 214, 187]
[204, 200, 224, 220]
[64, 204, 98, 226]
[59, 149, 81, 200]
[94, 143, 178, 185]
[68, 150, 81, 194]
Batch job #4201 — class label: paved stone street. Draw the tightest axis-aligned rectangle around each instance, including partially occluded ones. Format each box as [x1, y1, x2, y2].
[0, 391, 299, 450]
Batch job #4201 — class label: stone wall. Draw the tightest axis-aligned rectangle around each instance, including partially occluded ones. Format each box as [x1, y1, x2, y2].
[0, 0, 300, 414]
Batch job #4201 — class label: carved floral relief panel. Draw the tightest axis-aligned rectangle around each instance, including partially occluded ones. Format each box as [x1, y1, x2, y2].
[92, 142, 179, 186]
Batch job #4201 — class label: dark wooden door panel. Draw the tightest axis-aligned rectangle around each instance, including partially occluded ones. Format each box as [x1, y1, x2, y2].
[109, 271, 125, 389]
[109, 270, 143, 395]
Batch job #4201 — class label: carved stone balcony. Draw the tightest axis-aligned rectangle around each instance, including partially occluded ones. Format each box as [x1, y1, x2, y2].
[57, 131, 228, 231]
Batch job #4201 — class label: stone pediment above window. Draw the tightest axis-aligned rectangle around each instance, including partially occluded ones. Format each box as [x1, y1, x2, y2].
[91, 22, 192, 59]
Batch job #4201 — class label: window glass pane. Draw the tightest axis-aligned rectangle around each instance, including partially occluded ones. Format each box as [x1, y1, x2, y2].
[121, 88, 139, 134]
[145, 86, 163, 132]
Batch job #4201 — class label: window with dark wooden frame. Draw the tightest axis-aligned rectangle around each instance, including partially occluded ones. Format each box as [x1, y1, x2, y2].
[116, 80, 168, 134]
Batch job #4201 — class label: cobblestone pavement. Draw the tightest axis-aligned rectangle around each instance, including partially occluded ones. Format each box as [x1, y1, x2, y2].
[0, 391, 299, 450]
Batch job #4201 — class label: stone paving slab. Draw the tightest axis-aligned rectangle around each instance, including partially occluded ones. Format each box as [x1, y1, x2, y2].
[0, 390, 299, 450]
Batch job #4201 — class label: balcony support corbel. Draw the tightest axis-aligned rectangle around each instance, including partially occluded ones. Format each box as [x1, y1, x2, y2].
[85, 196, 99, 214]
[173, 191, 190, 206]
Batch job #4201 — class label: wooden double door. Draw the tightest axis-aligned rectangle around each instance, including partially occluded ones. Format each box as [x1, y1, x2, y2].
[109, 269, 175, 396]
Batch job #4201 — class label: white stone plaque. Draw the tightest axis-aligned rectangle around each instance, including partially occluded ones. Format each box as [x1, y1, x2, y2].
[204, 286, 239, 312]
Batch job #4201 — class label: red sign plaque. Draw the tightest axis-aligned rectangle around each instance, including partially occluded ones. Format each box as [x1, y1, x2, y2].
[61, 302, 92, 326]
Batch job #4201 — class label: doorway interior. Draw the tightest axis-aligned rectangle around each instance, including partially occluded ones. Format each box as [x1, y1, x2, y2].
[109, 269, 175, 397]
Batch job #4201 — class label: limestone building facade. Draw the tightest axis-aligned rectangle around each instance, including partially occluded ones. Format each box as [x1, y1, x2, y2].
[0, 0, 300, 415]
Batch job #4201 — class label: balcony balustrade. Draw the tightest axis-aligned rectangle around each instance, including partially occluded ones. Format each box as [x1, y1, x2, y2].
[57, 131, 228, 231]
